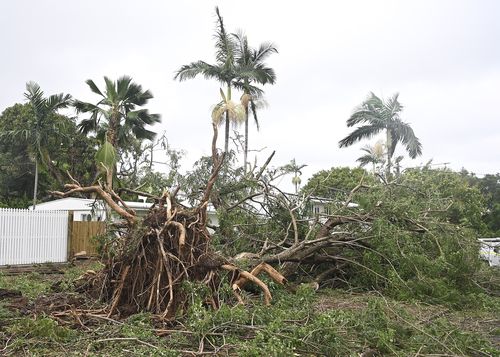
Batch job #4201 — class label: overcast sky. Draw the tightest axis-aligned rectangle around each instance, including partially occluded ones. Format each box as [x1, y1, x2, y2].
[1, 0, 499, 189]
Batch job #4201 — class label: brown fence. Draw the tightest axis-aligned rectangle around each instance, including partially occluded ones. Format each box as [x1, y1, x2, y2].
[68, 218, 106, 257]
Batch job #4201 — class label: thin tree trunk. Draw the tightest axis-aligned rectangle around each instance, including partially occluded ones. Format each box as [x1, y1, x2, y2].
[224, 84, 231, 153]
[224, 112, 230, 153]
[386, 130, 392, 179]
[106, 109, 119, 189]
[244, 105, 249, 173]
[32, 159, 38, 210]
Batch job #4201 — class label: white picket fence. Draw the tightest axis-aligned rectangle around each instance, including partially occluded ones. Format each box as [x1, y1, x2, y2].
[0, 208, 69, 266]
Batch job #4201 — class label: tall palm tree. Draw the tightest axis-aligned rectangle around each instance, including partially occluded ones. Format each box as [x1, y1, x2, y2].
[339, 92, 422, 177]
[233, 32, 277, 171]
[73, 76, 160, 187]
[2, 82, 72, 208]
[174, 7, 272, 154]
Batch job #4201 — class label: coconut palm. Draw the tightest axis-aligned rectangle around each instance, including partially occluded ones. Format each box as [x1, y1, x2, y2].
[175, 7, 272, 154]
[233, 31, 277, 171]
[73, 76, 160, 187]
[1, 82, 72, 208]
[339, 92, 422, 177]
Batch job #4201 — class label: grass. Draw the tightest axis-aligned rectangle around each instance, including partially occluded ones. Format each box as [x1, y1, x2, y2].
[0, 263, 499, 356]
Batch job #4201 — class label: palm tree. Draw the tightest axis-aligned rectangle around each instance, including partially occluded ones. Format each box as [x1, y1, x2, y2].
[339, 92, 422, 177]
[233, 32, 277, 171]
[2, 82, 72, 208]
[283, 159, 306, 194]
[73, 76, 160, 187]
[356, 141, 386, 174]
[174, 7, 272, 154]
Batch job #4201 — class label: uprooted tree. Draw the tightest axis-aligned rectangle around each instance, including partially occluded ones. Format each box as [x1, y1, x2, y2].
[52, 124, 286, 318]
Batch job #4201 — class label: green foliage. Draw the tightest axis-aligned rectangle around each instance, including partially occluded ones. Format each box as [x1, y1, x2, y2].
[333, 168, 493, 308]
[120, 313, 156, 340]
[462, 170, 500, 236]
[95, 140, 117, 173]
[301, 166, 375, 200]
[0, 272, 51, 299]
[0, 102, 97, 206]
[7, 316, 75, 342]
[1, 266, 498, 356]
[74, 76, 161, 150]
[180, 288, 498, 356]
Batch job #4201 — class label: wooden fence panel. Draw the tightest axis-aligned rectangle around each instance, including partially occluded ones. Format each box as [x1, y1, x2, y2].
[70, 221, 106, 257]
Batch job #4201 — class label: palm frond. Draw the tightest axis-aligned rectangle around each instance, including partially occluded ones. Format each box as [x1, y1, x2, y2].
[73, 100, 102, 114]
[46, 93, 72, 111]
[175, 61, 225, 82]
[338, 124, 383, 148]
[232, 30, 250, 64]
[214, 7, 236, 66]
[116, 76, 133, 99]
[346, 109, 380, 127]
[232, 81, 264, 96]
[384, 92, 403, 118]
[250, 99, 260, 131]
[24, 82, 46, 118]
[103, 77, 117, 103]
[85, 79, 104, 97]
[126, 110, 161, 126]
[77, 117, 98, 135]
[131, 125, 157, 142]
[238, 63, 276, 85]
[356, 154, 377, 167]
[253, 42, 278, 62]
[392, 120, 422, 158]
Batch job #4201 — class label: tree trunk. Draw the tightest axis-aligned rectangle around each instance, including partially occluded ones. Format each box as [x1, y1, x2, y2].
[386, 130, 392, 179]
[32, 159, 38, 210]
[106, 109, 120, 189]
[244, 104, 249, 173]
[224, 84, 231, 153]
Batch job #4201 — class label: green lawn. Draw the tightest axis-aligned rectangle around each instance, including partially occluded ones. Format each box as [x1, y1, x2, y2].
[0, 262, 499, 356]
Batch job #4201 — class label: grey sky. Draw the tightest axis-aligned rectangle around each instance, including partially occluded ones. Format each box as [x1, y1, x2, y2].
[1, 0, 499, 188]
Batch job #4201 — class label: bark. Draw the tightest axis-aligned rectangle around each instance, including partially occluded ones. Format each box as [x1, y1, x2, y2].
[244, 104, 249, 173]
[32, 159, 38, 210]
[224, 84, 231, 153]
[386, 129, 392, 179]
[105, 108, 120, 189]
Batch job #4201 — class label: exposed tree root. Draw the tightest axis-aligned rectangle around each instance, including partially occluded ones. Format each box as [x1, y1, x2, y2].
[51, 125, 286, 318]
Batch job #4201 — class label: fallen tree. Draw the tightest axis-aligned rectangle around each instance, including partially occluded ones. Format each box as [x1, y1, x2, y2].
[210, 166, 493, 308]
[52, 125, 286, 318]
[52, 123, 494, 317]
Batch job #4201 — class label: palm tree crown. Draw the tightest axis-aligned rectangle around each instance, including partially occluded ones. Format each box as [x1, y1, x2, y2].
[23, 82, 72, 155]
[232, 31, 277, 171]
[74, 76, 160, 149]
[356, 141, 386, 174]
[1, 82, 72, 207]
[174, 7, 276, 154]
[339, 92, 422, 176]
[74, 76, 160, 188]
